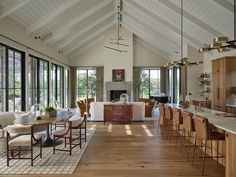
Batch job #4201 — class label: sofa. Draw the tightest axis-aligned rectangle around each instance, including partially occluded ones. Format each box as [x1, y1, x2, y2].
[0, 112, 15, 151]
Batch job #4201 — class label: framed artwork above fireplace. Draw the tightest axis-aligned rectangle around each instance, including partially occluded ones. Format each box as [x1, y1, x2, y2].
[112, 69, 125, 82]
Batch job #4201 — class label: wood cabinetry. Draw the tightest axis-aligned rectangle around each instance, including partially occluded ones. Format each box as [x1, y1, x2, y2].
[212, 57, 236, 111]
[104, 104, 133, 124]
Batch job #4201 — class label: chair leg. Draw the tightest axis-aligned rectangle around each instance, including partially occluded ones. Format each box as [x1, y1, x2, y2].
[187, 131, 191, 161]
[192, 135, 197, 165]
[18, 146, 21, 158]
[69, 137, 72, 156]
[80, 127, 82, 149]
[40, 139, 42, 158]
[53, 136, 55, 154]
[216, 140, 219, 164]
[202, 140, 207, 176]
[31, 145, 33, 166]
[179, 129, 185, 152]
[7, 144, 9, 167]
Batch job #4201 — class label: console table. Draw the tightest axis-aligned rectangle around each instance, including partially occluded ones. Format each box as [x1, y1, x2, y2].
[104, 103, 133, 124]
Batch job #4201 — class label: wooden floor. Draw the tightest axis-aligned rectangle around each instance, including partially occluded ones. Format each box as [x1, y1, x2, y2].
[2, 121, 225, 177]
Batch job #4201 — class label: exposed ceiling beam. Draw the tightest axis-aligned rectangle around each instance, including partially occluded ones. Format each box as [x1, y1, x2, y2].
[122, 21, 169, 59]
[69, 35, 105, 59]
[0, 0, 31, 19]
[56, 10, 115, 50]
[158, 0, 224, 37]
[44, 0, 113, 44]
[213, 0, 234, 13]
[122, 10, 179, 49]
[125, 0, 201, 48]
[26, 0, 80, 34]
[123, 15, 176, 52]
[65, 21, 115, 55]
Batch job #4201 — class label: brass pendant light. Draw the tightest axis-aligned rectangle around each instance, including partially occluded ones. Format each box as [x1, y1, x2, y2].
[199, 0, 236, 53]
[164, 0, 203, 67]
[104, 0, 128, 52]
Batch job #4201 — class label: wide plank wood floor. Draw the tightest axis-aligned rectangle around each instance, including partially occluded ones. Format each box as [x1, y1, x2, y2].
[1, 121, 224, 177]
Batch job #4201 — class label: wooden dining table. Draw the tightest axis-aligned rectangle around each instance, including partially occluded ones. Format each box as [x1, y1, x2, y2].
[168, 104, 236, 177]
[14, 116, 63, 147]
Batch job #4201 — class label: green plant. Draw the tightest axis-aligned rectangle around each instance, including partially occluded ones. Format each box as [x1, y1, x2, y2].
[45, 106, 55, 113]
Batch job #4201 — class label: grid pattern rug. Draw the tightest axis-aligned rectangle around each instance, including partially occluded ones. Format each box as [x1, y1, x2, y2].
[0, 128, 95, 175]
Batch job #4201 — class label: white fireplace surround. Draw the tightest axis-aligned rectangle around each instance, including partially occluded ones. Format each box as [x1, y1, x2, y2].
[105, 81, 132, 101]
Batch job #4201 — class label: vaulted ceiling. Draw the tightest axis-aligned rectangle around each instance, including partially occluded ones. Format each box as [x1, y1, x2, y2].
[0, 0, 234, 60]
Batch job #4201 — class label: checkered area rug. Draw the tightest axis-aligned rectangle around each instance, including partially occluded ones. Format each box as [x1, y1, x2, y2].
[0, 128, 95, 175]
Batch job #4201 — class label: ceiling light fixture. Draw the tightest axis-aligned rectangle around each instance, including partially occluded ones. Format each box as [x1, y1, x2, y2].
[104, 0, 128, 52]
[199, 0, 236, 53]
[164, 0, 203, 67]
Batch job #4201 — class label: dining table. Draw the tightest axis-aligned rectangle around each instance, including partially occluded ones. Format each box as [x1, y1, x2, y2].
[14, 116, 63, 147]
[168, 104, 236, 177]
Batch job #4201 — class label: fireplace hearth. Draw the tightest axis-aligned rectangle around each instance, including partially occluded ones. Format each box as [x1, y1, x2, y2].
[110, 90, 127, 101]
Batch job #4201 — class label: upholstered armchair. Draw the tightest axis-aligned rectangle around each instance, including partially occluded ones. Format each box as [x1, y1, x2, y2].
[6, 124, 42, 166]
[145, 100, 156, 117]
[0, 112, 15, 152]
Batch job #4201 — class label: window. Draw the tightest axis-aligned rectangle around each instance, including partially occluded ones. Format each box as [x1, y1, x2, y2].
[168, 67, 181, 103]
[28, 55, 49, 110]
[139, 69, 161, 98]
[51, 64, 69, 108]
[77, 69, 96, 100]
[0, 44, 25, 111]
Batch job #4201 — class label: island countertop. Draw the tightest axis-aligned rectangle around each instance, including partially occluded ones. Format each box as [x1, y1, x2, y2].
[169, 104, 236, 135]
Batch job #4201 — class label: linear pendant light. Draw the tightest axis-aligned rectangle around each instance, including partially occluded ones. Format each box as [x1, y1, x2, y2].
[199, 0, 236, 53]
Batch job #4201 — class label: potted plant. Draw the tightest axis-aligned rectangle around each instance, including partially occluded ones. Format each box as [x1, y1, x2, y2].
[45, 107, 56, 118]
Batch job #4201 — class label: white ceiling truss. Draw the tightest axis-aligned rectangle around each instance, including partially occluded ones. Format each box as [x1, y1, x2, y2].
[0, 0, 234, 61]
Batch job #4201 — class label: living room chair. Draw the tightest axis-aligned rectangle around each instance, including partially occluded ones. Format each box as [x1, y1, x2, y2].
[145, 100, 156, 117]
[53, 115, 83, 156]
[6, 124, 42, 166]
[76, 100, 86, 117]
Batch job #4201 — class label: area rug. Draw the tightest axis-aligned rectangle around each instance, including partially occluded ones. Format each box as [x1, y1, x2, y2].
[0, 128, 95, 175]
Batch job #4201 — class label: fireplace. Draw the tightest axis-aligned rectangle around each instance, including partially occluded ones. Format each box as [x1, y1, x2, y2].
[105, 81, 132, 101]
[110, 90, 127, 101]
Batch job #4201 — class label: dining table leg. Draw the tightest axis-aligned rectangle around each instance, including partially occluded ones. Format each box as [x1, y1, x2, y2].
[41, 124, 63, 147]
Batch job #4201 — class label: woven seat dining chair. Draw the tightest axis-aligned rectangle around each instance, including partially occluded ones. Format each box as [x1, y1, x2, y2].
[192, 115, 225, 176]
[6, 124, 42, 166]
[171, 108, 183, 146]
[53, 115, 83, 156]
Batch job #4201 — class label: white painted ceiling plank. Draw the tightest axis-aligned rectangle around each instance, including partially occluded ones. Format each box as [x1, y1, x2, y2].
[122, 21, 170, 59]
[158, 0, 224, 37]
[0, 0, 31, 19]
[213, 0, 233, 13]
[56, 10, 115, 50]
[44, 0, 113, 44]
[125, 0, 201, 49]
[26, 0, 80, 34]
[65, 21, 116, 55]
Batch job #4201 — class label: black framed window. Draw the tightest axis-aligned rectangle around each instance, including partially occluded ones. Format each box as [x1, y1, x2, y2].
[139, 69, 161, 98]
[0, 44, 25, 111]
[28, 55, 49, 110]
[77, 69, 96, 100]
[168, 67, 181, 103]
[51, 63, 66, 107]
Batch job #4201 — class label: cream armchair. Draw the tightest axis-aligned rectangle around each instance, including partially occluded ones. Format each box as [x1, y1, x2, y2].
[6, 124, 42, 166]
[0, 112, 15, 152]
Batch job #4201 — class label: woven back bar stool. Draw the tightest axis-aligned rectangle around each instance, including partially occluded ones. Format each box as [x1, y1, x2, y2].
[172, 108, 183, 146]
[180, 111, 195, 160]
[192, 115, 225, 176]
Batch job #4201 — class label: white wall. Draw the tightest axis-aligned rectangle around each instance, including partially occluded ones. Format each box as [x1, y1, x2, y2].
[133, 41, 167, 66]
[186, 44, 204, 100]
[0, 17, 68, 65]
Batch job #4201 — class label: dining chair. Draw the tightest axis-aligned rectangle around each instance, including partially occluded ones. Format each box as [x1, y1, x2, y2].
[6, 124, 42, 166]
[53, 115, 82, 156]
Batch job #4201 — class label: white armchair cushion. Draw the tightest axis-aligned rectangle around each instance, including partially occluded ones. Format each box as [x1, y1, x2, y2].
[0, 112, 15, 127]
[0, 128, 5, 138]
[8, 134, 41, 147]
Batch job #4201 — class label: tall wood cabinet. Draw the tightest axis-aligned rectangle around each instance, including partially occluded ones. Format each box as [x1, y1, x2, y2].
[212, 57, 236, 111]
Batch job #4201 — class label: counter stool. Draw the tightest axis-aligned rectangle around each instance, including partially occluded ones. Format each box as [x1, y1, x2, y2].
[158, 103, 165, 134]
[171, 108, 183, 146]
[180, 111, 195, 161]
[162, 105, 173, 139]
[192, 115, 225, 176]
